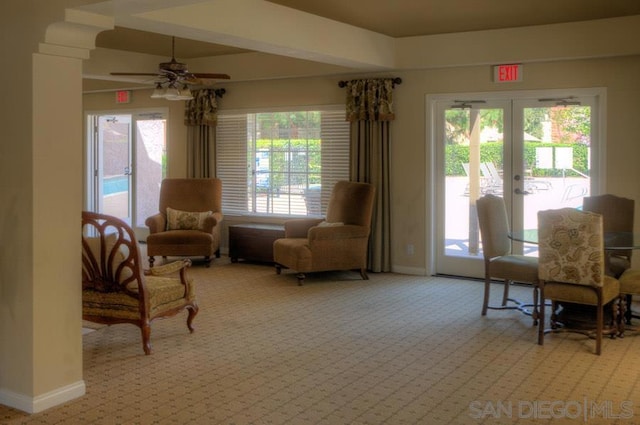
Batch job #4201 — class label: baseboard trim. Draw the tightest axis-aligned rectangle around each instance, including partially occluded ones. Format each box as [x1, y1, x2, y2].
[391, 265, 427, 276]
[0, 380, 86, 414]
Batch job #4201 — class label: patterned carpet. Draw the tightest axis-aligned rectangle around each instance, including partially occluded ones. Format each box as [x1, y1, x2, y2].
[2, 258, 640, 424]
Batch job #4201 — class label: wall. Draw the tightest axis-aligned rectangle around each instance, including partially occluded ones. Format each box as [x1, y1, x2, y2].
[83, 55, 640, 275]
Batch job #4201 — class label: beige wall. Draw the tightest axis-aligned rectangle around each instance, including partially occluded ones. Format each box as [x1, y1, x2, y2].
[85, 55, 640, 274]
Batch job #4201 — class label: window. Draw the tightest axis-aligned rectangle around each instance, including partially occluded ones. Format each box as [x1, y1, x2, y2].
[217, 107, 349, 216]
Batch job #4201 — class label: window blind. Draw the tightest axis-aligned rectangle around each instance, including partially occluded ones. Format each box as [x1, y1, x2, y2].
[216, 107, 349, 217]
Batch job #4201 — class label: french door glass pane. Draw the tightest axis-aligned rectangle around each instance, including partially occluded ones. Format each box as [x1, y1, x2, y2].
[100, 115, 131, 221]
[520, 104, 591, 242]
[444, 108, 504, 258]
[134, 118, 166, 230]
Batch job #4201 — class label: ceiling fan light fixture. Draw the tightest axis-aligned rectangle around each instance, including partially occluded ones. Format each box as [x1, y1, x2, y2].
[175, 85, 194, 101]
[163, 84, 180, 100]
[113, 36, 230, 101]
[150, 82, 166, 99]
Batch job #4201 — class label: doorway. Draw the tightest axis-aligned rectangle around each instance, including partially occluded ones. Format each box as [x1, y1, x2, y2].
[432, 89, 604, 278]
[86, 109, 167, 240]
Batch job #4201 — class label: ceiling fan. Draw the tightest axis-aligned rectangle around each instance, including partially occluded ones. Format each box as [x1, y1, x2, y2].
[110, 36, 230, 100]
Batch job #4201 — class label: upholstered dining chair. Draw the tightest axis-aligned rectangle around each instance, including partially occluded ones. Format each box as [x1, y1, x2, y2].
[273, 180, 376, 285]
[537, 208, 620, 355]
[618, 268, 640, 334]
[82, 211, 198, 355]
[476, 194, 539, 324]
[146, 178, 223, 267]
[582, 194, 635, 278]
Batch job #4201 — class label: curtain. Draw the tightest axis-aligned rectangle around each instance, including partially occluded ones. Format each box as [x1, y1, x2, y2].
[345, 78, 397, 273]
[185, 89, 220, 178]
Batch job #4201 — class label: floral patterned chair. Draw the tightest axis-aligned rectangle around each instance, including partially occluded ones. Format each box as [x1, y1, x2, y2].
[82, 211, 199, 354]
[537, 208, 621, 355]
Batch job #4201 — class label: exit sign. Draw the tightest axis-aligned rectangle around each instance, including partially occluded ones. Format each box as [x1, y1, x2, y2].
[493, 64, 522, 83]
[115, 90, 131, 104]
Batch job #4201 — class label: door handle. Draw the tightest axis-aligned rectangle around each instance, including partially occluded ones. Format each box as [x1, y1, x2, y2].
[514, 188, 531, 195]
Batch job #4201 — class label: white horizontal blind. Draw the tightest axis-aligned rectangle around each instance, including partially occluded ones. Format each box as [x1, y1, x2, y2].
[216, 113, 249, 214]
[216, 108, 349, 217]
[320, 109, 350, 208]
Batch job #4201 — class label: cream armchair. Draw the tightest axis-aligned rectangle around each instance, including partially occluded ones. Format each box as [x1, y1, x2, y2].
[146, 178, 223, 267]
[273, 180, 376, 285]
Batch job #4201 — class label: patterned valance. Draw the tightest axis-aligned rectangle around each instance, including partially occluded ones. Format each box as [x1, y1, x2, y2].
[184, 89, 222, 127]
[343, 78, 398, 122]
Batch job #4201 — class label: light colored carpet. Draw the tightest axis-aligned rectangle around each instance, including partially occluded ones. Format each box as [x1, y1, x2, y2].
[2, 258, 640, 424]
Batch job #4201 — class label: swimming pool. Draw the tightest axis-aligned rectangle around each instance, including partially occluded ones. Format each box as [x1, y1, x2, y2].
[103, 175, 129, 195]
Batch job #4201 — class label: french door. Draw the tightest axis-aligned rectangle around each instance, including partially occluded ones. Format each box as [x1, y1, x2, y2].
[433, 89, 602, 278]
[86, 109, 167, 240]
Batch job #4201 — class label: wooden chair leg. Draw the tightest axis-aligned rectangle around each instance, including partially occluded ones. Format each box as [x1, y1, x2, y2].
[141, 322, 152, 355]
[360, 268, 369, 280]
[596, 301, 603, 355]
[613, 296, 619, 334]
[538, 286, 545, 346]
[187, 305, 198, 333]
[502, 279, 511, 306]
[481, 276, 491, 316]
[532, 285, 539, 326]
[204, 256, 211, 268]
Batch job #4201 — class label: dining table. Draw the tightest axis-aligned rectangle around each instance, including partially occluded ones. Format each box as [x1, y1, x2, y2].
[508, 229, 640, 331]
[509, 229, 640, 250]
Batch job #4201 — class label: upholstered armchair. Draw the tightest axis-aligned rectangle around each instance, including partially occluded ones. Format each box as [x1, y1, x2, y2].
[273, 180, 376, 285]
[82, 211, 198, 355]
[537, 208, 620, 355]
[145, 178, 223, 267]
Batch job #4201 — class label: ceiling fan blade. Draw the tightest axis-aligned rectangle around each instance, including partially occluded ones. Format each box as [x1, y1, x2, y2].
[111, 72, 160, 76]
[191, 72, 231, 80]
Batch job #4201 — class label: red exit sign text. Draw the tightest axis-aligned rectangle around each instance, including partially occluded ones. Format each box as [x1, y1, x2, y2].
[493, 64, 522, 83]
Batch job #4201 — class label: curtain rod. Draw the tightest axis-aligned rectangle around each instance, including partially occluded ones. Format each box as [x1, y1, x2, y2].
[194, 88, 226, 97]
[338, 77, 402, 88]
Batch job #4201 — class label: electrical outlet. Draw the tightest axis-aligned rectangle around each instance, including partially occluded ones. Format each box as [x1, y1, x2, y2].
[407, 244, 414, 255]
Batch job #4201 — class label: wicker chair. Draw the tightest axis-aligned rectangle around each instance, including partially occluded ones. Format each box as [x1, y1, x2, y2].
[82, 211, 198, 355]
